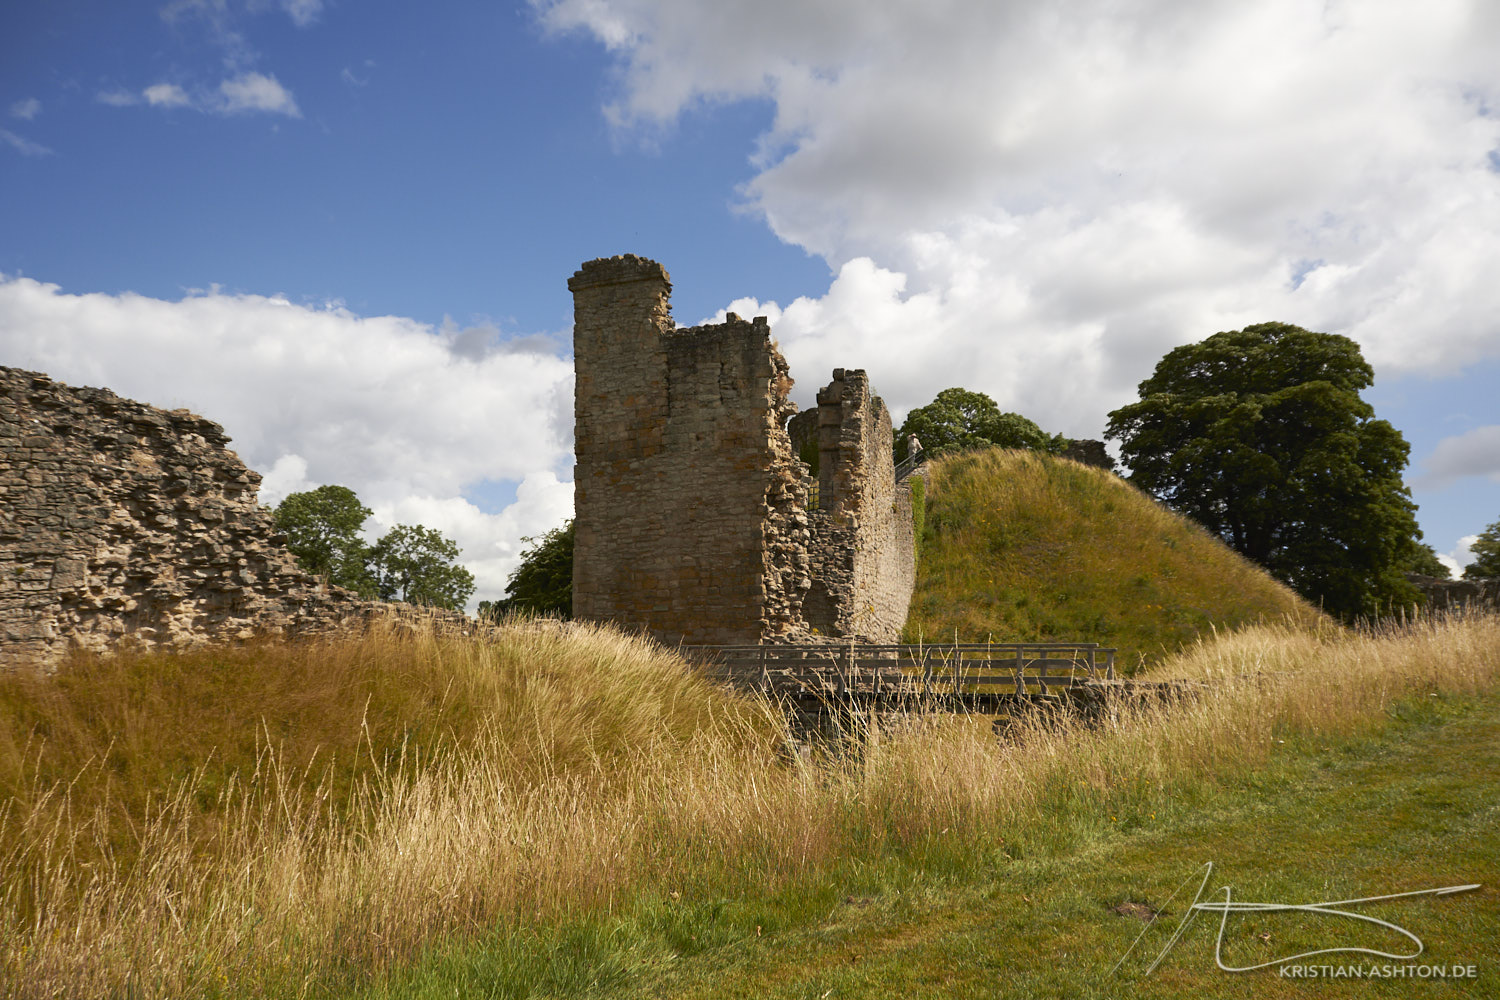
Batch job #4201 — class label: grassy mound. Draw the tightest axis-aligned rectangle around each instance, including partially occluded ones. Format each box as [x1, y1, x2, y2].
[903, 448, 1321, 669]
[0, 617, 778, 872]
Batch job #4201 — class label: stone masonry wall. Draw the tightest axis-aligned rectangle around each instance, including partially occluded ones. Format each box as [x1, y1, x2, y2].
[570, 256, 812, 644]
[800, 370, 915, 641]
[0, 366, 370, 671]
[570, 255, 914, 646]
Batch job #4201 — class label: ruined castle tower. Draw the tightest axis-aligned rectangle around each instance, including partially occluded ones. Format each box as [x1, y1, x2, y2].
[569, 254, 916, 646]
[569, 255, 810, 644]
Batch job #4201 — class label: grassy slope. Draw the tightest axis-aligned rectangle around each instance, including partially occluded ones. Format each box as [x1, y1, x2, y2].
[598, 690, 1499, 1000]
[0, 618, 778, 872]
[4, 611, 1495, 998]
[905, 448, 1322, 670]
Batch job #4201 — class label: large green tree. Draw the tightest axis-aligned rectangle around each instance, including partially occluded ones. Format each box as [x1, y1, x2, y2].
[895, 388, 1064, 461]
[1105, 322, 1422, 619]
[479, 520, 574, 619]
[368, 524, 476, 610]
[273, 485, 376, 596]
[1464, 520, 1500, 579]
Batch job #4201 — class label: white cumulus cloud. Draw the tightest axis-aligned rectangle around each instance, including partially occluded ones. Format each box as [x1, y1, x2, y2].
[215, 72, 301, 117]
[0, 275, 576, 609]
[9, 98, 41, 120]
[538, 0, 1500, 434]
[102, 74, 302, 118]
[1442, 534, 1480, 577]
[1419, 425, 1500, 488]
[144, 82, 193, 108]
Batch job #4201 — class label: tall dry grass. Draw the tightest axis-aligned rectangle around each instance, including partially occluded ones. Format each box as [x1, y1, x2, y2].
[2, 610, 1497, 998]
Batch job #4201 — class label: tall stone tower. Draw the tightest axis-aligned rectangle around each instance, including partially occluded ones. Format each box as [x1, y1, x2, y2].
[568, 255, 809, 644]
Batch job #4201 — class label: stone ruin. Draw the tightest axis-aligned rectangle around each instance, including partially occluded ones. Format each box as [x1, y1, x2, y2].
[570, 254, 917, 646]
[0, 365, 372, 671]
[1, 254, 917, 669]
[1404, 573, 1500, 612]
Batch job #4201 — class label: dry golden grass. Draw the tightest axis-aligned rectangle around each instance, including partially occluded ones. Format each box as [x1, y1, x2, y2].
[905, 448, 1324, 668]
[1, 610, 1496, 998]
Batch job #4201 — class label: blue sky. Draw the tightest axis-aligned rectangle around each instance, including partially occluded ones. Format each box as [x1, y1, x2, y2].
[3, 0, 1499, 607]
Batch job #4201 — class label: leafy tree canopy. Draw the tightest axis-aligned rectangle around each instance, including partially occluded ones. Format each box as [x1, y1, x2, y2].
[1406, 543, 1451, 580]
[479, 520, 573, 619]
[273, 485, 375, 596]
[1464, 520, 1500, 580]
[896, 388, 1065, 461]
[1105, 322, 1422, 620]
[368, 524, 476, 611]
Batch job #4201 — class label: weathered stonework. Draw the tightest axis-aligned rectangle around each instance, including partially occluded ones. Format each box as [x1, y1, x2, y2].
[799, 369, 916, 641]
[570, 255, 916, 646]
[1405, 572, 1500, 611]
[0, 366, 372, 671]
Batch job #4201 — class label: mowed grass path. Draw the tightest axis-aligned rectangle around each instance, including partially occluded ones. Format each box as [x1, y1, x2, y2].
[596, 693, 1499, 999]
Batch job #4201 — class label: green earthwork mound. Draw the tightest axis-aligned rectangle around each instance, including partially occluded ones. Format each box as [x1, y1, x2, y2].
[903, 448, 1322, 671]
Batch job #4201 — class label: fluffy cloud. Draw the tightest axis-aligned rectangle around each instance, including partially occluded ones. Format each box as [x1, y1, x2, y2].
[1441, 534, 1480, 577]
[539, 0, 1500, 431]
[215, 72, 300, 116]
[1419, 426, 1500, 487]
[101, 74, 301, 118]
[9, 98, 40, 120]
[0, 275, 575, 608]
[144, 82, 192, 108]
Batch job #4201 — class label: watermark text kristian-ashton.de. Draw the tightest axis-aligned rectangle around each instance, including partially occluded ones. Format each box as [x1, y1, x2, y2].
[1279, 963, 1479, 979]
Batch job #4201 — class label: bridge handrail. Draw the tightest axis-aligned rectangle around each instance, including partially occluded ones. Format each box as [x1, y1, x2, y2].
[681, 641, 1117, 692]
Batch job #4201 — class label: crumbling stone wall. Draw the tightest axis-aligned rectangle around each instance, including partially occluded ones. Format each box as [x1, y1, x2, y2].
[801, 369, 915, 640]
[570, 255, 915, 646]
[0, 366, 370, 671]
[1405, 573, 1500, 611]
[570, 256, 811, 644]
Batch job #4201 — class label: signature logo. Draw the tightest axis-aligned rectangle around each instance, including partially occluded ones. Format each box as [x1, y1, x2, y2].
[1112, 862, 1481, 975]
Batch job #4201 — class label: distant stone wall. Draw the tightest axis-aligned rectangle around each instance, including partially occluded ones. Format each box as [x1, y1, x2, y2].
[569, 255, 915, 646]
[0, 366, 371, 671]
[1405, 573, 1500, 611]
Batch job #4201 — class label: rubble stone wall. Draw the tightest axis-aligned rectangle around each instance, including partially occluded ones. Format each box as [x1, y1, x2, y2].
[1405, 573, 1500, 611]
[569, 255, 915, 646]
[0, 366, 369, 671]
[802, 370, 914, 641]
[570, 256, 811, 644]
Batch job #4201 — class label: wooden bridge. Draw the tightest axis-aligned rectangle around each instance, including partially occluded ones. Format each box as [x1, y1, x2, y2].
[682, 641, 1117, 711]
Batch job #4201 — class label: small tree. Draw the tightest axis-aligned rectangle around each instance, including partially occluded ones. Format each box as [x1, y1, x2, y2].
[273, 485, 376, 596]
[481, 520, 574, 619]
[1464, 520, 1500, 579]
[368, 524, 476, 610]
[1405, 543, 1451, 580]
[895, 388, 1064, 461]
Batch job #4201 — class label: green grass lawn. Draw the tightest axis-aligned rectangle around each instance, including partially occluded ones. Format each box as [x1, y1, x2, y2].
[377, 690, 1499, 999]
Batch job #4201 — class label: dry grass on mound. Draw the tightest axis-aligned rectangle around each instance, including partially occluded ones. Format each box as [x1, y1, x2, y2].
[905, 448, 1323, 668]
[1, 611, 1496, 999]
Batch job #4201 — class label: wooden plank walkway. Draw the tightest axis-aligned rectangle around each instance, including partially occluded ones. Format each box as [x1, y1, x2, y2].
[682, 641, 1116, 706]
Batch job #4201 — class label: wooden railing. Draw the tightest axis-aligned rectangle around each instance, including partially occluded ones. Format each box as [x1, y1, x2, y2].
[683, 641, 1115, 700]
